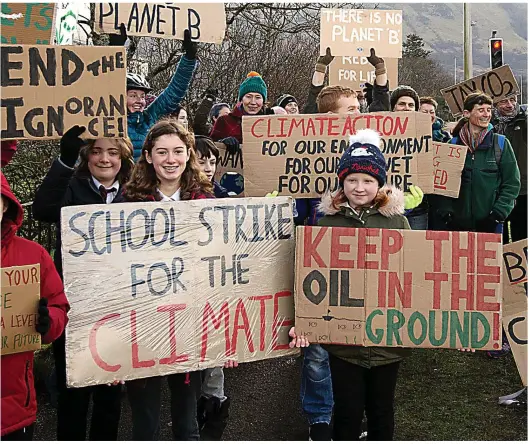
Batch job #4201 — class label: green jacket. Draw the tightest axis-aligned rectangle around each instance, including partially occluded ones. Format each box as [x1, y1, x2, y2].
[430, 128, 520, 231]
[317, 185, 412, 368]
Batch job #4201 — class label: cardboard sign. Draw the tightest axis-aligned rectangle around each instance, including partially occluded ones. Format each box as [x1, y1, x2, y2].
[242, 112, 433, 198]
[214, 142, 244, 197]
[295, 227, 503, 350]
[431, 142, 467, 198]
[1, 3, 56, 45]
[320, 9, 402, 58]
[61, 198, 297, 387]
[95, 3, 226, 44]
[502, 240, 527, 386]
[1, 44, 127, 140]
[1, 264, 41, 356]
[441, 65, 520, 116]
[329, 56, 398, 90]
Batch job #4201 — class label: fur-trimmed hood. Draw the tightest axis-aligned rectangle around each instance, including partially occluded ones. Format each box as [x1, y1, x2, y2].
[318, 184, 405, 218]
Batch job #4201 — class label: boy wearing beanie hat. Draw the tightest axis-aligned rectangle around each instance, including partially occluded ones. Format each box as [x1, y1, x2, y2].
[390, 85, 420, 112]
[289, 129, 410, 441]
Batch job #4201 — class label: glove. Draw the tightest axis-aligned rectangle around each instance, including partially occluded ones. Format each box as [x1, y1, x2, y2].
[182, 29, 198, 59]
[220, 137, 240, 155]
[36, 298, 50, 336]
[109, 23, 128, 46]
[363, 82, 373, 106]
[315, 47, 334, 73]
[367, 48, 386, 74]
[60, 125, 86, 168]
[204, 87, 219, 101]
[404, 185, 424, 210]
[266, 191, 279, 198]
[476, 211, 503, 233]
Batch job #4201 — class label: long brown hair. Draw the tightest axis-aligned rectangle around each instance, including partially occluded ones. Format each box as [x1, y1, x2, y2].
[124, 120, 213, 201]
[75, 138, 134, 184]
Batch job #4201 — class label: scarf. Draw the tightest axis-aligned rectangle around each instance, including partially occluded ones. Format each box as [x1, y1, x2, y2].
[459, 122, 492, 153]
[493, 104, 520, 134]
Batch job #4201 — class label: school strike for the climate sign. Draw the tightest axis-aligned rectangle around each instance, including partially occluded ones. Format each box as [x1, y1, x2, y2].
[295, 227, 503, 350]
[242, 112, 433, 198]
[60, 198, 296, 388]
[1, 44, 127, 140]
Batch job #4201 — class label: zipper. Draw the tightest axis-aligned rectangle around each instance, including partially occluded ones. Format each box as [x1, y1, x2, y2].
[24, 360, 31, 407]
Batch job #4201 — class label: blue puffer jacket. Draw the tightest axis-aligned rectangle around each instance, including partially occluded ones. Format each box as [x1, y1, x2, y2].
[128, 56, 197, 160]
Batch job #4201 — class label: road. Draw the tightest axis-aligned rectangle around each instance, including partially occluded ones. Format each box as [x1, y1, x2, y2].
[34, 355, 309, 440]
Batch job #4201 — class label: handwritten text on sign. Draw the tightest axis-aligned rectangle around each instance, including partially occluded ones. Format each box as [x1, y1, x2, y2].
[328, 56, 399, 90]
[295, 227, 503, 350]
[1, 264, 41, 356]
[242, 113, 433, 198]
[502, 240, 528, 386]
[320, 9, 402, 58]
[431, 142, 466, 198]
[1, 3, 56, 45]
[440, 65, 519, 116]
[95, 3, 226, 44]
[0, 44, 127, 140]
[61, 198, 296, 387]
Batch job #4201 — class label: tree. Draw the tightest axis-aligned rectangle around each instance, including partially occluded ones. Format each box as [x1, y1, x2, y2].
[402, 33, 432, 58]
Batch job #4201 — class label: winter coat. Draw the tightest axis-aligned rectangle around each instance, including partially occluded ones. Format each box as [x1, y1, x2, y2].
[128, 56, 197, 160]
[192, 96, 215, 136]
[432, 117, 451, 143]
[1, 173, 69, 436]
[1, 141, 17, 167]
[210, 104, 274, 143]
[316, 185, 411, 368]
[492, 107, 527, 195]
[429, 128, 520, 231]
[32, 159, 126, 277]
[294, 199, 321, 226]
[213, 181, 230, 198]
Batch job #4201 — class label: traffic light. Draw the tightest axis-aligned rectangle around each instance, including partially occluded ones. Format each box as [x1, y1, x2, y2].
[489, 38, 504, 69]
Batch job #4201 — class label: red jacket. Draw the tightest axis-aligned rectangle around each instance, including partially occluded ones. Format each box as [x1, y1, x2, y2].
[210, 104, 245, 143]
[1, 172, 69, 436]
[1, 141, 17, 167]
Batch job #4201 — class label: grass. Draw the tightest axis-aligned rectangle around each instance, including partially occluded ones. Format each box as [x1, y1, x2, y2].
[394, 348, 527, 441]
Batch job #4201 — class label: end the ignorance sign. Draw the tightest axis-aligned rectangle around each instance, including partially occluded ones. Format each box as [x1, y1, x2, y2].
[61, 198, 297, 387]
[1, 44, 127, 140]
[295, 227, 503, 350]
[242, 113, 433, 198]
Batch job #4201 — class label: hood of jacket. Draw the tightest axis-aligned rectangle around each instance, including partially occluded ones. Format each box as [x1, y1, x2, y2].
[318, 184, 405, 218]
[1, 172, 23, 246]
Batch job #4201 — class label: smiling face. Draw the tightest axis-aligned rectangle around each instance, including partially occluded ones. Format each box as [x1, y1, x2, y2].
[198, 154, 217, 181]
[496, 96, 517, 117]
[334, 95, 361, 115]
[241, 93, 264, 115]
[127, 89, 146, 113]
[284, 101, 299, 114]
[420, 103, 437, 123]
[177, 108, 188, 126]
[464, 103, 492, 130]
[146, 134, 190, 187]
[87, 139, 122, 186]
[394, 96, 416, 112]
[343, 172, 379, 209]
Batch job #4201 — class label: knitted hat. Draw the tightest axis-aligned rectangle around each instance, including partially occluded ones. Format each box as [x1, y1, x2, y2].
[239, 72, 267, 101]
[390, 85, 420, 111]
[337, 129, 387, 186]
[276, 94, 297, 109]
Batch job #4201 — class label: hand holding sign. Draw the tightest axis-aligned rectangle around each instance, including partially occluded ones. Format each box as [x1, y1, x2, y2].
[182, 29, 197, 60]
[108, 23, 128, 47]
[60, 126, 86, 168]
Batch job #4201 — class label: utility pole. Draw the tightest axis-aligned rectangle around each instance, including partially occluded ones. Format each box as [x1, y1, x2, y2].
[454, 57, 457, 83]
[463, 3, 473, 79]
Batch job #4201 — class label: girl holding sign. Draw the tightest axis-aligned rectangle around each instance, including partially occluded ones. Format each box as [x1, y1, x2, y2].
[290, 129, 410, 441]
[32, 126, 135, 440]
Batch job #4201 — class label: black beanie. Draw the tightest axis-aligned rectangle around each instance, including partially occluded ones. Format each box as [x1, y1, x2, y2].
[390, 85, 420, 111]
[276, 94, 297, 109]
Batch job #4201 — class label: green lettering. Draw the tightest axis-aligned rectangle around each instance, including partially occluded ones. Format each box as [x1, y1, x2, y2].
[407, 311, 427, 345]
[429, 310, 448, 346]
[449, 311, 469, 348]
[1, 4, 14, 26]
[365, 309, 384, 344]
[471, 312, 490, 349]
[35, 5, 53, 31]
[23, 4, 33, 27]
[386, 309, 405, 346]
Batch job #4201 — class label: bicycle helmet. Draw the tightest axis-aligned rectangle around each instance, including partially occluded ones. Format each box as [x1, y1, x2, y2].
[126, 73, 152, 93]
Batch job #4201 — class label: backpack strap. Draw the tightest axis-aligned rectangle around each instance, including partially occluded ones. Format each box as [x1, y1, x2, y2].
[493, 134, 506, 167]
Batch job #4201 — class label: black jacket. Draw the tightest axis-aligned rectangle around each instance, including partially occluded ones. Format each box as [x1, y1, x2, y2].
[32, 159, 125, 277]
[213, 181, 230, 198]
[493, 107, 527, 196]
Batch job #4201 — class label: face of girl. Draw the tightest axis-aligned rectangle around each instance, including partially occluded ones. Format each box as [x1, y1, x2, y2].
[241, 93, 264, 115]
[343, 173, 379, 209]
[284, 101, 299, 114]
[146, 134, 190, 185]
[178, 109, 188, 127]
[87, 139, 122, 186]
[198, 154, 217, 181]
[127, 89, 146, 113]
